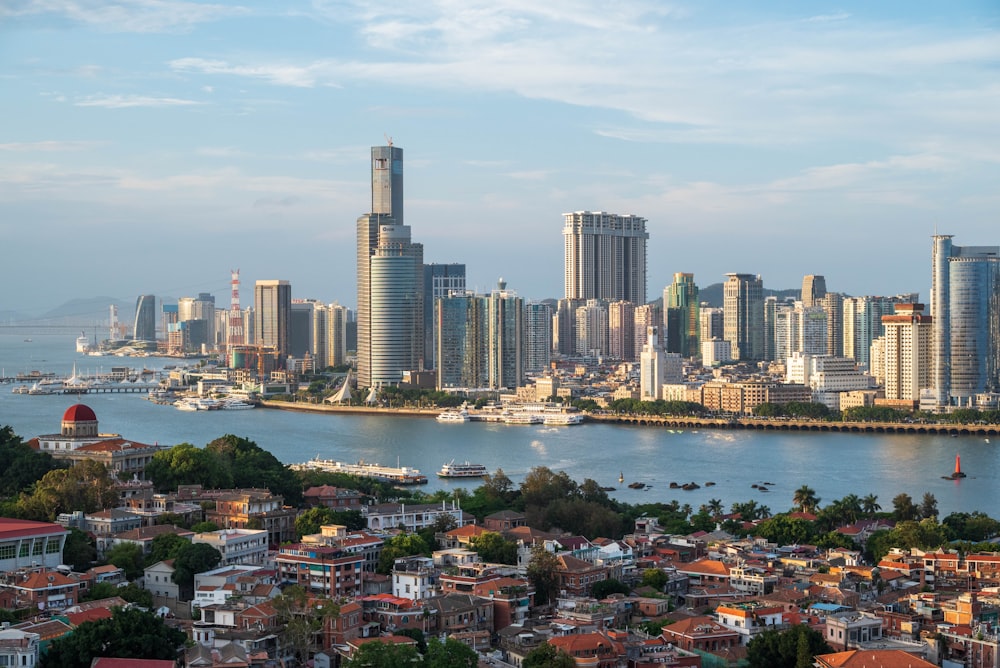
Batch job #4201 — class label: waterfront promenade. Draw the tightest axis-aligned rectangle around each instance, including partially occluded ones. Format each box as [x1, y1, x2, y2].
[260, 400, 1000, 437]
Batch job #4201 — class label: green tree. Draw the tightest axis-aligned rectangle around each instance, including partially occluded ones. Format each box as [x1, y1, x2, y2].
[746, 625, 831, 668]
[377, 533, 430, 574]
[206, 434, 302, 504]
[344, 639, 422, 667]
[526, 543, 561, 605]
[40, 607, 186, 668]
[104, 542, 146, 580]
[792, 485, 820, 514]
[172, 542, 222, 598]
[17, 460, 118, 521]
[641, 568, 669, 591]
[591, 578, 630, 598]
[0, 425, 58, 498]
[144, 442, 233, 492]
[62, 527, 96, 572]
[424, 636, 479, 667]
[522, 642, 576, 668]
[920, 492, 939, 519]
[469, 531, 518, 565]
[861, 494, 881, 516]
[146, 532, 190, 566]
[892, 493, 919, 521]
[191, 521, 220, 533]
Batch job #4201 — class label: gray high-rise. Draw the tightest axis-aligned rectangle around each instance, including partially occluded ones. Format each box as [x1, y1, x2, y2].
[563, 211, 648, 306]
[723, 273, 764, 361]
[133, 295, 156, 342]
[356, 144, 424, 387]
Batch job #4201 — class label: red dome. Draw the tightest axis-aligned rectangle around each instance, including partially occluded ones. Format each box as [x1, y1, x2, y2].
[62, 404, 97, 422]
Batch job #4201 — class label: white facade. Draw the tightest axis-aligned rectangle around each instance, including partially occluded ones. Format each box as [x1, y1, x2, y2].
[193, 529, 268, 566]
[563, 211, 648, 306]
[639, 326, 665, 401]
[144, 560, 179, 600]
[575, 300, 608, 358]
[0, 628, 39, 668]
[701, 338, 732, 367]
[880, 304, 933, 402]
[392, 556, 437, 601]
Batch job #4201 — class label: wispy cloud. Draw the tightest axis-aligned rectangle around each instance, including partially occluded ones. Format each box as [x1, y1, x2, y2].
[0, 140, 102, 152]
[74, 95, 204, 108]
[169, 58, 330, 88]
[1, 0, 249, 33]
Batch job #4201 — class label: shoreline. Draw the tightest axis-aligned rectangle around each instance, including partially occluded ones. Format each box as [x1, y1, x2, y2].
[259, 401, 1000, 436]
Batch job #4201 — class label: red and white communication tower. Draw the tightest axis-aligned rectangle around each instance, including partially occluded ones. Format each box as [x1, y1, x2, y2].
[228, 269, 244, 349]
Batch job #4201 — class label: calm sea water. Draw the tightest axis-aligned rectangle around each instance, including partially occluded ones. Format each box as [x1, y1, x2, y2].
[1, 333, 998, 517]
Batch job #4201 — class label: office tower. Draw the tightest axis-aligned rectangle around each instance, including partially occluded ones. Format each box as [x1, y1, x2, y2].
[639, 326, 665, 401]
[801, 275, 827, 308]
[880, 304, 933, 402]
[488, 279, 524, 390]
[563, 211, 648, 305]
[178, 293, 216, 348]
[356, 144, 424, 387]
[723, 273, 764, 361]
[254, 280, 291, 364]
[634, 304, 662, 361]
[931, 235, 1000, 407]
[289, 300, 315, 359]
[133, 295, 156, 342]
[575, 299, 608, 358]
[608, 301, 636, 361]
[822, 292, 844, 357]
[554, 298, 584, 356]
[699, 304, 724, 343]
[525, 302, 553, 373]
[424, 263, 466, 371]
[664, 273, 699, 358]
[436, 291, 487, 390]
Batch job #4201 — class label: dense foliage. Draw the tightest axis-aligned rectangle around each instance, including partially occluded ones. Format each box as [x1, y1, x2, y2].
[746, 624, 832, 668]
[41, 607, 186, 668]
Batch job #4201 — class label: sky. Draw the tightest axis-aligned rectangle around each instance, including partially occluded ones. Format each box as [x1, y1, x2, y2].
[2, 1, 998, 318]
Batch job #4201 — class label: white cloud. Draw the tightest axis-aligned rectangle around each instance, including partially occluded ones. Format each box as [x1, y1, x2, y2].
[74, 95, 204, 108]
[0, 140, 102, 152]
[0, 0, 249, 33]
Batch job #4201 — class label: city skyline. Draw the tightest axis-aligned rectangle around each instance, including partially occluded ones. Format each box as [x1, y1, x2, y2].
[2, 2, 998, 315]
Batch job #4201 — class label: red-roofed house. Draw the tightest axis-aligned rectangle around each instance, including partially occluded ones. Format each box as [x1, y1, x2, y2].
[0, 570, 81, 612]
[814, 649, 935, 668]
[548, 631, 626, 668]
[556, 554, 610, 597]
[660, 615, 740, 654]
[91, 659, 177, 668]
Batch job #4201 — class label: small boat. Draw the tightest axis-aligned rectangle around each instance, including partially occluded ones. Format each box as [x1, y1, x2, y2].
[628, 482, 645, 489]
[618, 472, 624, 483]
[23, 338, 32, 343]
[599, 486, 616, 492]
[437, 460, 488, 478]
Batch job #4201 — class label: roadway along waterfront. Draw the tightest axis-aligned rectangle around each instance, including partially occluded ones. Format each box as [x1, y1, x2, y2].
[2, 333, 999, 517]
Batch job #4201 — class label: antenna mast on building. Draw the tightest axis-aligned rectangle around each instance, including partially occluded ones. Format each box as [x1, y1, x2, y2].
[228, 269, 244, 354]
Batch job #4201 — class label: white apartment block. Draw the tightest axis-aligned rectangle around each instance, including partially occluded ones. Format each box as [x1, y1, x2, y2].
[193, 529, 269, 566]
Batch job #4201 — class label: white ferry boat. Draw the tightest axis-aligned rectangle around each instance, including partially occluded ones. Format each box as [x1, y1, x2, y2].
[437, 460, 488, 478]
[291, 457, 428, 485]
[436, 408, 470, 422]
[542, 413, 585, 425]
[221, 398, 255, 410]
[502, 412, 543, 425]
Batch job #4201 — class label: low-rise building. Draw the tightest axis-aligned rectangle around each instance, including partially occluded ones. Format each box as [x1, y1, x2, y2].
[0, 518, 68, 572]
[0, 628, 40, 668]
[193, 529, 269, 566]
[360, 501, 468, 532]
[275, 544, 363, 598]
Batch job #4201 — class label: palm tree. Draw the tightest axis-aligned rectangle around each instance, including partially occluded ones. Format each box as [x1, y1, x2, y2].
[706, 498, 724, 517]
[861, 494, 881, 516]
[840, 494, 862, 524]
[793, 485, 820, 514]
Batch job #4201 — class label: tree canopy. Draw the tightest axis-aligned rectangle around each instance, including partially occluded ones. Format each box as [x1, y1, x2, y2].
[40, 607, 186, 668]
[746, 624, 832, 668]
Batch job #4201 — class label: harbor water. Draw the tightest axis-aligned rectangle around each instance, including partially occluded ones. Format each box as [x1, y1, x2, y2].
[1, 333, 998, 517]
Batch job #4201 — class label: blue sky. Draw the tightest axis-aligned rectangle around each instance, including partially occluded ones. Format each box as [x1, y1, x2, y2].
[2, 1, 998, 316]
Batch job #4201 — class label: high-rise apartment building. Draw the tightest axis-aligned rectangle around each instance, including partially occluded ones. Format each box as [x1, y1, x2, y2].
[133, 295, 156, 342]
[634, 304, 662, 362]
[723, 273, 764, 361]
[842, 295, 915, 370]
[487, 280, 524, 391]
[608, 301, 636, 362]
[563, 211, 648, 306]
[664, 273, 699, 358]
[356, 144, 424, 387]
[178, 293, 216, 349]
[575, 299, 608, 358]
[931, 235, 1000, 407]
[424, 264, 466, 372]
[699, 305, 724, 344]
[879, 304, 933, 403]
[774, 303, 827, 361]
[554, 298, 585, 356]
[821, 292, 844, 357]
[524, 302, 553, 373]
[801, 275, 827, 308]
[254, 280, 291, 365]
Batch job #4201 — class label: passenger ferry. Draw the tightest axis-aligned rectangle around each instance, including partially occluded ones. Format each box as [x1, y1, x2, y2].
[436, 407, 470, 422]
[291, 457, 428, 485]
[542, 413, 585, 425]
[437, 461, 488, 478]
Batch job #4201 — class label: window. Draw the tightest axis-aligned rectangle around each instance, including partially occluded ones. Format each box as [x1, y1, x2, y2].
[32, 541, 43, 556]
[0, 544, 16, 560]
[46, 539, 60, 554]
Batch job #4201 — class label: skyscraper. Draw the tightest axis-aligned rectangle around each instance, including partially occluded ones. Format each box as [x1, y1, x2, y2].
[487, 279, 524, 390]
[524, 302, 553, 373]
[254, 280, 291, 364]
[931, 235, 1000, 407]
[607, 300, 636, 362]
[639, 326, 665, 401]
[880, 303, 933, 403]
[801, 275, 827, 308]
[664, 273, 699, 358]
[723, 273, 764, 361]
[424, 263, 466, 371]
[356, 144, 424, 387]
[133, 295, 156, 342]
[563, 211, 648, 305]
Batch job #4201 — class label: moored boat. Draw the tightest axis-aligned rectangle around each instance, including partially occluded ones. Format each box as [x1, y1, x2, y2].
[436, 408, 470, 422]
[437, 460, 488, 478]
[291, 457, 427, 485]
[542, 413, 584, 425]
